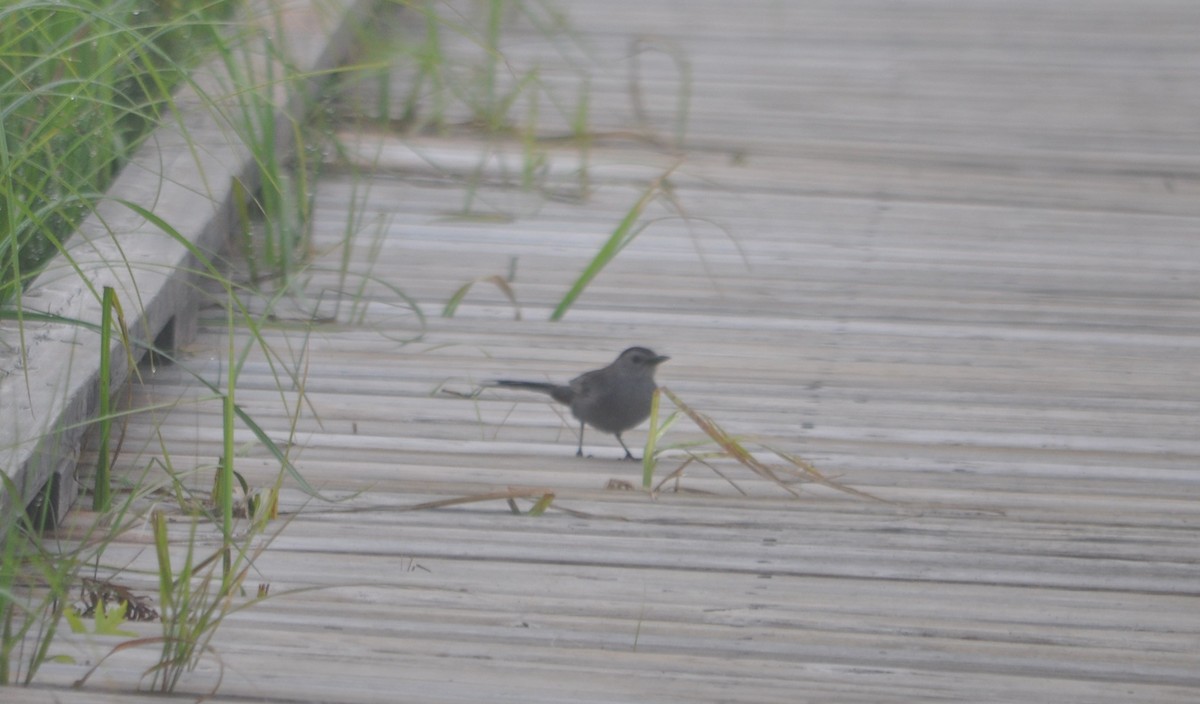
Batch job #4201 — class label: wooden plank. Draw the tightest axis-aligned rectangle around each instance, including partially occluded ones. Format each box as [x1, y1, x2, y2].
[33, 0, 1200, 702]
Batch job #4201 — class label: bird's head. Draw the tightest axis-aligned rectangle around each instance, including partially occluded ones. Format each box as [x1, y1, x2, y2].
[616, 346, 669, 375]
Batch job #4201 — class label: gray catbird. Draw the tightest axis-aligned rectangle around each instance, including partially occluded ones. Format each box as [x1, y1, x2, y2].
[489, 347, 669, 459]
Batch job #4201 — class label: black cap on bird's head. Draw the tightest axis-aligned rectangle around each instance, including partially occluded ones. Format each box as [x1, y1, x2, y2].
[616, 346, 670, 369]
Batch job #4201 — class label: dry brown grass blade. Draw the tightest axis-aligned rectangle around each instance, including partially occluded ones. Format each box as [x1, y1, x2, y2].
[763, 444, 889, 503]
[659, 386, 800, 497]
[651, 456, 694, 493]
[401, 488, 556, 514]
[443, 275, 521, 319]
[681, 455, 750, 496]
[659, 387, 886, 502]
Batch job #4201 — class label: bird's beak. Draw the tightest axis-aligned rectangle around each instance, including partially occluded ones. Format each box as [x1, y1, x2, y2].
[651, 355, 670, 366]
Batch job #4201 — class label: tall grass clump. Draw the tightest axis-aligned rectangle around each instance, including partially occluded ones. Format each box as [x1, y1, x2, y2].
[0, 0, 235, 685]
[0, 0, 236, 308]
[342, 2, 708, 316]
[1, 0, 342, 693]
[0, 475, 70, 686]
[349, 1, 587, 149]
[0, 469, 145, 686]
[220, 11, 317, 288]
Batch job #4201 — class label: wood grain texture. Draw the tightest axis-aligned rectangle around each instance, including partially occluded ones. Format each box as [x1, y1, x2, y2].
[36, 1, 1200, 702]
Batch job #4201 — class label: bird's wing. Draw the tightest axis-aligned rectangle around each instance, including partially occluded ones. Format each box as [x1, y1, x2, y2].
[568, 369, 603, 403]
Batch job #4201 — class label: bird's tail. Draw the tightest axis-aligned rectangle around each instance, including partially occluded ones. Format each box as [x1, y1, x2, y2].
[488, 380, 558, 392]
[486, 380, 573, 405]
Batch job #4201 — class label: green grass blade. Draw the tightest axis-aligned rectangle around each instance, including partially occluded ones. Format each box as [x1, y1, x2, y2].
[93, 286, 114, 512]
[642, 387, 662, 488]
[550, 165, 678, 321]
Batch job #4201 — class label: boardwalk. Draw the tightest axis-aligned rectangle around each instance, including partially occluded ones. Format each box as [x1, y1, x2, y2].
[21, 1, 1200, 701]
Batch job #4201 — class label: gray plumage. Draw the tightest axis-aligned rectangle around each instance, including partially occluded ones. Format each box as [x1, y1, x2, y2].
[489, 347, 670, 459]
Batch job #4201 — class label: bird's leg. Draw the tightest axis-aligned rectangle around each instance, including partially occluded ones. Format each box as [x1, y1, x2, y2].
[615, 434, 637, 461]
[576, 420, 585, 457]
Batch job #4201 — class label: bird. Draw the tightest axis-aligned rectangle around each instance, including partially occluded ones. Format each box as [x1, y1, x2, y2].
[488, 347, 669, 459]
